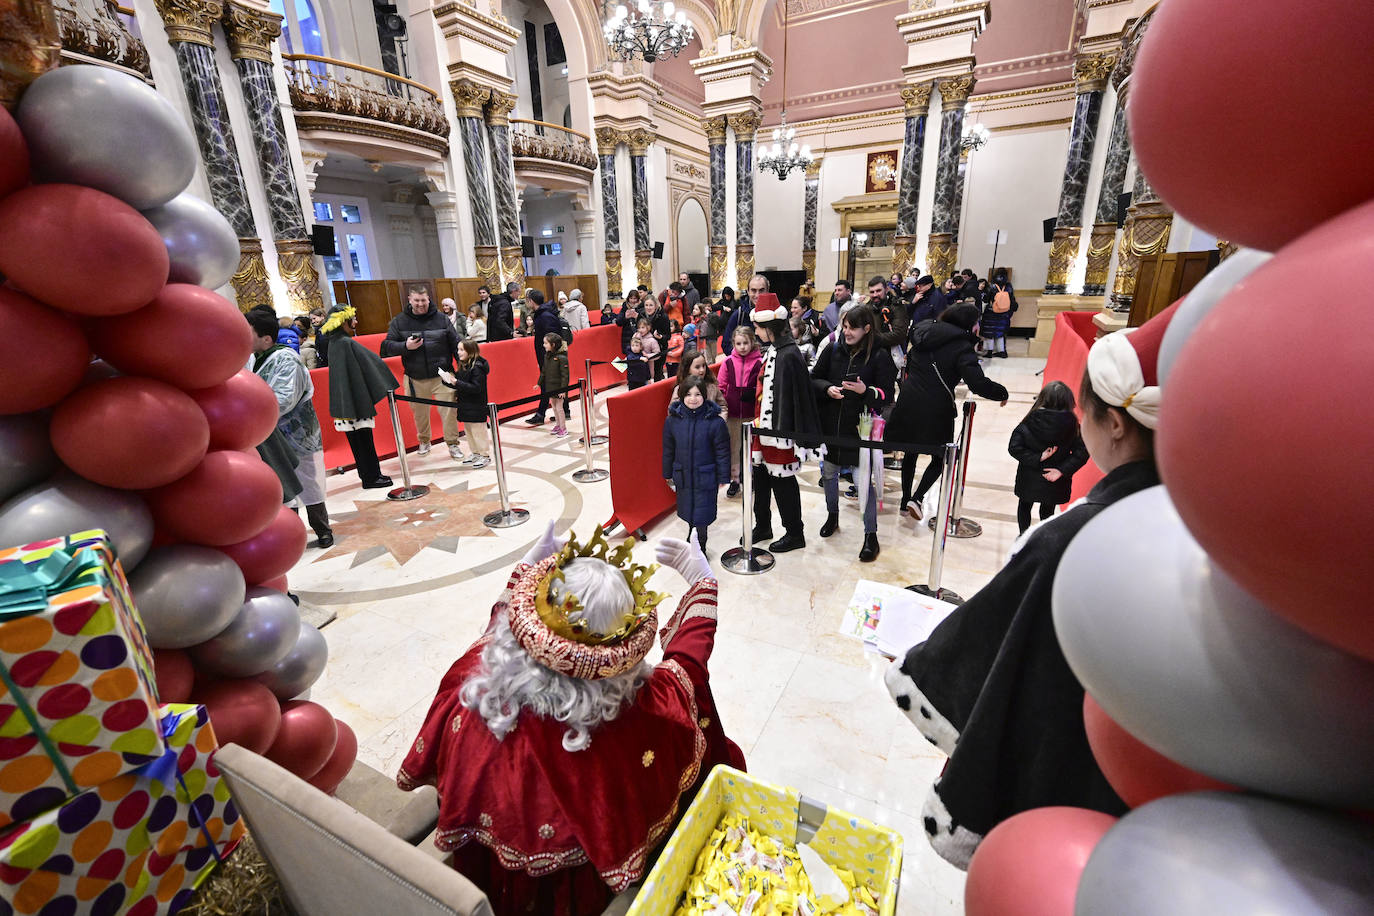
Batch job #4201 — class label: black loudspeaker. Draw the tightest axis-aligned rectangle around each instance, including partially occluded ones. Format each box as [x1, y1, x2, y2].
[1042, 218, 1057, 244]
[310, 224, 335, 256]
[652, 241, 665, 259]
[521, 236, 535, 258]
[1116, 192, 1133, 228]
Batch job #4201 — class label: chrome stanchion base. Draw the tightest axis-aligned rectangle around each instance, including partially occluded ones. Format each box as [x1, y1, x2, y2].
[720, 546, 775, 575]
[572, 468, 609, 483]
[387, 484, 430, 502]
[483, 507, 530, 528]
[927, 516, 983, 538]
[578, 434, 609, 446]
[906, 584, 964, 604]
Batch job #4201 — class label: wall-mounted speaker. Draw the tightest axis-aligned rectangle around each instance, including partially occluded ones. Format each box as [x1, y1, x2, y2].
[1042, 217, 1057, 244]
[1116, 192, 1133, 228]
[652, 241, 665, 259]
[310, 224, 335, 256]
[521, 235, 535, 258]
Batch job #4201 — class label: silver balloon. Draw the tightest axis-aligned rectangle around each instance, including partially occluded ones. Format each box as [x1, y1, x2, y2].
[1076, 793, 1374, 915]
[0, 472, 152, 569]
[254, 620, 328, 699]
[0, 413, 58, 503]
[190, 586, 300, 678]
[16, 65, 196, 210]
[1052, 486, 1374, 809]
[1157, 249, 1271, 385]
[128, 545, 246, 649]
[140, 193, 240, 290]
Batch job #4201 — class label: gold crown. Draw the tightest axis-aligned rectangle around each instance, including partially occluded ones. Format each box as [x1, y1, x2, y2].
[534, 526, 667, 645]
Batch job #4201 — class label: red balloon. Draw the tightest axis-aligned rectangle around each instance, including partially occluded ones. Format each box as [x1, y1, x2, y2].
[190, 369, 280, 451]
[1083, 694, 1234, 809]
[1160, 198, 1374, 661]
[220, 505, 306, 585]
[257, 575, 289, 592]
[0, 287, 90, 414]
[50, 376, 208, 489]
[88, 284, 253, 389]
[145, 450, 282, 546]
[152, 648, 195, 704]
[0, 104, 29, 199]
[1130, 0, 1374, 253]
[965, 807, 1116, 916]
[195, 679, 283, 755]
[0, 184, 167, 315]
[306, 720, 357, 796]
[265, 700, 339, 781]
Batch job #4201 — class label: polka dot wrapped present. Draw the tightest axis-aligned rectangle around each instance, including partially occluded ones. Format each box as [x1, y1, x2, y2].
[0, 703, 245, 916]
[0, 531, 164, 830]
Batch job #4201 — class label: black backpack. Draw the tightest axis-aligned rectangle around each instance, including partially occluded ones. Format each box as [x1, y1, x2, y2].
[558, 316, 574, 345]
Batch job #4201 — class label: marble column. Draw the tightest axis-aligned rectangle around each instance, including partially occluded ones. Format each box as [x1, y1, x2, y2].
[706, 117, 729, 295]
[893, 82, 932, 277]
[1044, 51, 1114, 294]
[1082, 73, 1131, 297]
[485, 90, 524, 291]
[153, 0, 266, 309]
[926, 74, 974, 285]
[628, 128, 654, 291]
[728, 110, 761, 290]
[595, 127, 624, 299]
[802, 160, 819, 284]
[451, 78, 500, 290]
[222, 2, 323, 313]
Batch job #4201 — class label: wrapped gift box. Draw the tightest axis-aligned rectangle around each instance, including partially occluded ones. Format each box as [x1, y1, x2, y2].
[0, 530, 164, 829]
[628, 765, 903, 916]
[0, 703, 245, 915]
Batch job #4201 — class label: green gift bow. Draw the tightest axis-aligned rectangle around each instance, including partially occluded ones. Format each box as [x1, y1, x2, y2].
[0, 545, 107, 797]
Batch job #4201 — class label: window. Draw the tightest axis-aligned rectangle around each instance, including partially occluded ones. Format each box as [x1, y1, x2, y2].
[269, 0, 328, 75]
[311, 194, 375, 283]
[313, 201, 333, 222]
[340, 204, 363, 224]
[538, 242, 562, 257]
[346, 234, 372, 279]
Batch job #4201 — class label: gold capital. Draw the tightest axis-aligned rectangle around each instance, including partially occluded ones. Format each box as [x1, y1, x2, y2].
[450, 78, 491, 119]
[485, 90, 516, 126]
[705, 116, 728, 144]
[154, 0, 224, 46]
[221, 1, 281, 62]
[937, 74, 975, 111]
[626, 127, 656, 156]
[595, 126, 623, 156]
[0, 0, 60, 110]
[1075, 51, 1116, 93]
[900, 82, 934, 115]
[727, 110, 762, 142]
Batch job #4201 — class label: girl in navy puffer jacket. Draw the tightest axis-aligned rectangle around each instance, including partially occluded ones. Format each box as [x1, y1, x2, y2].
[662, 378, 731, 555]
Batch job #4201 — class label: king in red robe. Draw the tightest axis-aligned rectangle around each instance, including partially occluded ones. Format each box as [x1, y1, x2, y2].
[398, 528, 744, 915]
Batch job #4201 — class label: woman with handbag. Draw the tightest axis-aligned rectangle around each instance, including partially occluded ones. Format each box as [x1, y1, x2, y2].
[809, 304, 895, 562]
[886, 303, 1009, 520]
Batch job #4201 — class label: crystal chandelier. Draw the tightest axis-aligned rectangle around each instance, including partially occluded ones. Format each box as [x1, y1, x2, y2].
[960, 122, 990, 153]
[755, 0, 811, 179]
[604, 0, 693, 64]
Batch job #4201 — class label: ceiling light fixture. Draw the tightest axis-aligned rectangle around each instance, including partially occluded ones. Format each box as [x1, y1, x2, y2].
[603, 0, 693, 64]
[756, 0, 811, 180]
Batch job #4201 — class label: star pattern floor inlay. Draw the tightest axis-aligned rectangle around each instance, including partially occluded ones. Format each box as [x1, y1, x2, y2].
[315, 481, 501, 567]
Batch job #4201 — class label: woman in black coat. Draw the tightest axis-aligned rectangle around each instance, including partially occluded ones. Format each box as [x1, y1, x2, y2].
[1007, 381, 1089, 533]
[809, 304, 895, 561]
[886, 303, 1009, 518]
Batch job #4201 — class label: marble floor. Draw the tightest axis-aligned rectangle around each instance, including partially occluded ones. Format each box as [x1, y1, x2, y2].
[286, 339, 1047, 915]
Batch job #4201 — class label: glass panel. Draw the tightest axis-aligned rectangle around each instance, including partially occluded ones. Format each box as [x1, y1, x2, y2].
[340, 204, 362, 223]
[295, 0, 323, 56]
[551, 242, 561, 256]
[323, 232, 342, 280]
[346, 234, 372, 280]
[312, 201, 332, 222]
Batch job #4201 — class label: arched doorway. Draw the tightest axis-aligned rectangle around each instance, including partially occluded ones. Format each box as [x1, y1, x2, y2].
[675, 197, 708, 279]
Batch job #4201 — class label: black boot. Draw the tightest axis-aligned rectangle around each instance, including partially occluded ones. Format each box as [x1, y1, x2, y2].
[819, 512, 839, 538]
[859, 532, 880, 562]
[769, 531, 805, 553]
[306, 503, 333, 549]
[740, 526, 774, 546]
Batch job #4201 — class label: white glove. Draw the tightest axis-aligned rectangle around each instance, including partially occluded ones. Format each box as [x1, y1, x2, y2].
[655, 531, 713, 585]
[520, 521, 567, 567]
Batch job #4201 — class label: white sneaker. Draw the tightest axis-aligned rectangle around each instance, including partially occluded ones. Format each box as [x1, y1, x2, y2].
[417, 441, 432, 457]
[448, 442, 463, 461]
[459, 453, 478, 466]
[471, 456, 490, 469]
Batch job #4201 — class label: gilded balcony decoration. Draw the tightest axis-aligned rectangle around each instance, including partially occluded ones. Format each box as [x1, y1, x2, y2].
[510, 119, 598, 171]
[55, 0, 151, 78]
[283, 54, 450, 154]
[2, 0, 61, 107]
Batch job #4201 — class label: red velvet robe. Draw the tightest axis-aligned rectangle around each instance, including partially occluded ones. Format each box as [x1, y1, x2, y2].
[398, 571, 745, 916]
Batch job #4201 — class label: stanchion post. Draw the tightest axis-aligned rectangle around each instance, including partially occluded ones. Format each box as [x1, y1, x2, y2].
[572, 377, 608, 483]
[482, 401, 530, 528]
[909, 442, 963, 603]
[720, 423, 775, 575]
[385, 390, 429, 502]
[927, 400, 983, 538]
[579, 358, 608, 446]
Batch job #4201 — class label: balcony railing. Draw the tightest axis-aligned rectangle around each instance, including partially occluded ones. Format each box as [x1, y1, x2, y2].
[510, 119, 597, 171]
[55, 0, 151, 79]
[283, 54, 449, 147]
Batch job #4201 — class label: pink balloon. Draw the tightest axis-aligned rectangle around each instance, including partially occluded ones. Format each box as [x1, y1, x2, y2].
[0, 286, 90, 415]
[265, 701, 338, 781]
[145, 449, 282, 546]
[1084, 694, 1235, 809]
[306, 720, 357, 796]
[220, 504, 307, 585]
[965, 807, 1116, 916]
[152, 648, 195, 704]
[190, 369, 281, 451]
[0, 104, 29, 200]
[88, 284, 253, 389]
[195, 678, 283, 755]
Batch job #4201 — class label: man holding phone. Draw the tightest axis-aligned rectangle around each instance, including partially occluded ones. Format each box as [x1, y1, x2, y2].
[381, 284, 463, 459]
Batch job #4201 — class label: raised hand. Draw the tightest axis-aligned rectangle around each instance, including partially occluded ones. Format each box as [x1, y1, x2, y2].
[654, 531, 712, 585]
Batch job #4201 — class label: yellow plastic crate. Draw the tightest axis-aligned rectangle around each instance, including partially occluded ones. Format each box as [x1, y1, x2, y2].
[630, 766, 903, 915]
